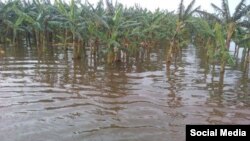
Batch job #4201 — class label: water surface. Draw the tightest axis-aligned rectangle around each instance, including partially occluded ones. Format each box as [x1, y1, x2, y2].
[0, 46, 250, 141]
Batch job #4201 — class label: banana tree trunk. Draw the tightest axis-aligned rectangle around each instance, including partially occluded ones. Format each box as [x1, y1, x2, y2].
[220, 59, 226, 74]
[42, 32, 46, 48]
[220, 51, 227, 75]
[64, 29, 68, 50]
[226, 23, 235, 49]
[243, 48, 250, 73]
[94, 37, 99, 55]
[76, 39, 83, 59]
[26, 32, 31, 47]
[73, 35, 82, 59]
[219, 54, 226, 92]
[48, 32, 53, 46]
[218, 71, 224, 93]
[225, 32, 233, 49]
[166, 41, 174, 66]
[13, 29, 17, 46]
[166, 21, 182, 66]
[107, 45, 115, 64]
[73, 34, 77, 59]
[35, 31, 40, 48]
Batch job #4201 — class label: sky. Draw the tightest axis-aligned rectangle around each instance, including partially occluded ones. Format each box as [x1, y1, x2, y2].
[86, 0, 250, 13]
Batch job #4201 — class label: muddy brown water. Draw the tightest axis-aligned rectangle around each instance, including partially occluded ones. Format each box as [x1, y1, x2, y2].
[0, 45, 249, 141]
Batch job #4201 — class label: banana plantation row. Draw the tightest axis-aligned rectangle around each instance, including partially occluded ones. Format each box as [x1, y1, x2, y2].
[0, 0, 249, 70]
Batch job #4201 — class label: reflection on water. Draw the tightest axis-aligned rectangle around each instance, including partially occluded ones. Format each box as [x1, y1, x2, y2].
[0, 46, 249, 141]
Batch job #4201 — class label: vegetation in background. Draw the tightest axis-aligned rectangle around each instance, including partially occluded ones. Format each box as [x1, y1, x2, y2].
[0, 0, 249, 74]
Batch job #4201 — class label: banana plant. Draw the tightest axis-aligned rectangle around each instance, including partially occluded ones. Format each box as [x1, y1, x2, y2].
[0, 0, 25, 46]
[166, 0, 200, 65]
[89, 3, 141, 63]
[55, 0, 86, 59]
[197, 0, 250, 50]
[0, 0, 248, 67]
[31, 0, 55, 48]
[197, 0, 250, 74]
[0, 1, 6, 44]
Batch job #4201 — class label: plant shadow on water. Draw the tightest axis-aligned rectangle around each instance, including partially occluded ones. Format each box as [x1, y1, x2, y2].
[0, 44, 249, 141]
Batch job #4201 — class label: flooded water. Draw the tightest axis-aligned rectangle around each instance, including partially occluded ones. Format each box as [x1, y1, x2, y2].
[0, 45, 250, 141]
